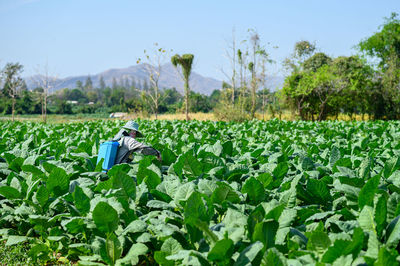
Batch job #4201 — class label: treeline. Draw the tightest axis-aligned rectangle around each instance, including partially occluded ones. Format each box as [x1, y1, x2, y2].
[0, 72, 221, 117]
[51, 79, 221, 115]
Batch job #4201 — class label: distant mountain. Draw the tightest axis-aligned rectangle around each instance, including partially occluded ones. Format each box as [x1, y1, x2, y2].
[25, 63, 284, 95]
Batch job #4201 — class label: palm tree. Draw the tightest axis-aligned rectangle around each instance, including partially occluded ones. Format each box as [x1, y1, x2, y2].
[171, 54, 194, 121]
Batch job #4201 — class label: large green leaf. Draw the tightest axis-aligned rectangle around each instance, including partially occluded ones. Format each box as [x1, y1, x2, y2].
[105, 233, 122, 266]
[111, 172, 136, 200]
[154, 237, 182, 266]
[374, 246, 398, 266]
[322, 239, 351, 263]
[184, 191, 211, 225]
[386, 216, 400, 247]
[233, 241, 264, 266]
[8, 157, 25, 172]
[73, 185, 90, 215]
[383, 156, 399, 179]
[5, 235, 29, 246]
[21, 164, 44, 176]
[252, 220, 279, 249]
[161, 148, 177, 166]
[342, 227, 364, 258]
[358, 175, 380, 210]
[241, 177, 265, 204]
[375, 193, 387, 237]
[137, 163, 162, 189]
[358, 206, 376, 234]
[181, 151, 203, 178]
[247, 205, 265, 240]
[273, 162, 289, 179]
[122, 219, 147, 235]
[329, 146, 340, 167]
[211, 182, 240, 204]
[0, 185, 21, 199]
[306, 178, 332, 205]
[93, 201, 119, 233]
[307, 231, 331, 253]
[222, 140, 233, 156]
[35, 185, 49, 207]
[46, 167, 69, 196]
[262, 248, 285, 266]
[208, 238, 234, 262]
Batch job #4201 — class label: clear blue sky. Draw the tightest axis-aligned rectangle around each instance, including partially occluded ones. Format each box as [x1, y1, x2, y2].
[0, 0, 399, 80]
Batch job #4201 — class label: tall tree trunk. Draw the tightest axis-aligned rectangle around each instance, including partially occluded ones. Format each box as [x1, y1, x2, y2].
[251, 77, 256, 119]
[318, 99, 329, 121]
[185, 79, 189, 121]
[155, 87, 158, 120]
[12, 96, 15, 122]
[44, 94, 47, 124]
[41, 94, 44, 122]
[297, 97, 306, 120]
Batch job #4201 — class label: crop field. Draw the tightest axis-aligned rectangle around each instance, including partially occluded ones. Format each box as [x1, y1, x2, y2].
[0, 119, 400, 265]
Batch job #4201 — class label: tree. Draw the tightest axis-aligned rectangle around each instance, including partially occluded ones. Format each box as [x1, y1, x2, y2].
[282, 52, 374, 121]
[137, 43, 170, 119]
[112, 78, 118, 90]
[359, 13, 400, 69]
[2, 63, 24, 121]
[76, 80, 83, 90]
[220, 28, 237, 104]
[303, 53, 332, 72]
[189, 92, 212, 113]
[17, 90, 41, 114]
[32, 63, 58, 123]
[237, 48, 249, 115]
[55, 100, 73, 114]
[171, 53, 195, 120]
[249, 31, 260, 118]
[282, 42, 324, 120]
[256, 47, 273, 119]
[84, 76, 93, 91]
[99, 76, 106, 90]
[294, 41, 316, 63]
[87, 91, 98, 103]
[246, 30, 273, 119]
[284, 40, 316, 73]
[69, 88, 87, 103]
[358, 12, 400, 119]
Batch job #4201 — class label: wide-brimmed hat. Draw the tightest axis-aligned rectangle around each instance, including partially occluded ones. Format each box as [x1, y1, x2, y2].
[122, 121, 143, 137]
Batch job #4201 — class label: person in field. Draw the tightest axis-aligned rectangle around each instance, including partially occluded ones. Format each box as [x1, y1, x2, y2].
[113, 121, 161, 164]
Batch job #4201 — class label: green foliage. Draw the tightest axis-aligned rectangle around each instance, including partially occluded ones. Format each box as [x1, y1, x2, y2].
[282, 53, 375, 120]
[358, 12, 400, 119]
[294, 40, 316, 59]
[359, 12, 400, 69]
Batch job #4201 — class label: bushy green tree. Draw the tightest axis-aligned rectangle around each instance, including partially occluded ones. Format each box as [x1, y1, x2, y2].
[282, 47, 374, 120]
[358, 12, 400, 119]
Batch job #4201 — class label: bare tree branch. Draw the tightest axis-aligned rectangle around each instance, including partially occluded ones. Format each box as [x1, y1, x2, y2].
[32, 62, 58, 123]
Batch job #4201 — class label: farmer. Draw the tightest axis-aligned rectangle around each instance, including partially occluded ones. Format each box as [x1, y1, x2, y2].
[113, 121, 161, 164]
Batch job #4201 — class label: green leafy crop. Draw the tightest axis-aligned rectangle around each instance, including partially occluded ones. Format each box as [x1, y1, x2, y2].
[0, 119, 400, 265]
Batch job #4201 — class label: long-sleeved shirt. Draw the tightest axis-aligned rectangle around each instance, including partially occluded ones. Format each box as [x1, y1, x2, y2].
[114, 135, 160, 165]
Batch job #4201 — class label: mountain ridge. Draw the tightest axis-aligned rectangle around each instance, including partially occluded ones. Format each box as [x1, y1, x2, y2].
[25, 63, 284, 95]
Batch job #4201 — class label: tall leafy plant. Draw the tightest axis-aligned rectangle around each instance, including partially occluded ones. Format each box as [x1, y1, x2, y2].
[171, 54, 194, 121]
